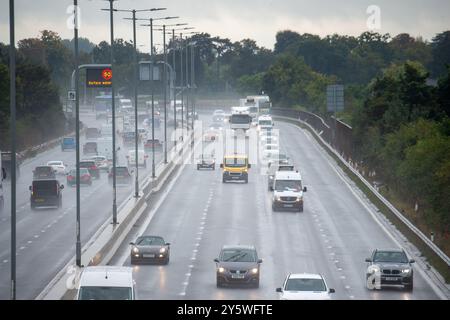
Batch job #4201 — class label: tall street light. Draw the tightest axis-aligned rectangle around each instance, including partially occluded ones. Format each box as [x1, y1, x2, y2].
[9, 0, 16, 300]
[101, 0, 119, 226]
[138, 16, 178, 177]
[120, 7, 166, 196]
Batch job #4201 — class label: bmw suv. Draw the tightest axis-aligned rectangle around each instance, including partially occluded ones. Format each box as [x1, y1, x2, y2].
[365, 248, 415, 291]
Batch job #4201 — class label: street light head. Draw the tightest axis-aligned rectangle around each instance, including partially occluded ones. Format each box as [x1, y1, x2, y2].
[151, 8, 166, 11]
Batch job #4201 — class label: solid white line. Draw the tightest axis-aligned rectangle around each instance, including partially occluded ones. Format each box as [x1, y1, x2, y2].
[20, 246, 26, 250]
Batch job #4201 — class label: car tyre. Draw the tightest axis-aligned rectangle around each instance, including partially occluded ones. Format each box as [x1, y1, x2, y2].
[253, 279, 260, 288]
[299, 205, 303, 212]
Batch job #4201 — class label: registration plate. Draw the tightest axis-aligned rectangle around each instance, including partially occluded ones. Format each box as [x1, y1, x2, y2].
[231, 274, 245, 279]
[385, 277, 398, 281]
[283, 204, 293, 208]
[35, 199, 44, 202]
[143, 254, 155, 258]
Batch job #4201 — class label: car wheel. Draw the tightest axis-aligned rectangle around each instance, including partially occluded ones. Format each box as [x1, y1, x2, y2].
[222, 177, 227, 183]
[299, 205, 303, 212]
[31, 203, 36, 211]
[164, 256, 170, 265]
[405, 280, 413, 291]
[216, 279, 222, 288]
[272, 204, 277, 212]
[245, 178, 248, 183]
[253, 279, 260, 288]
[197, 165, 200, 170]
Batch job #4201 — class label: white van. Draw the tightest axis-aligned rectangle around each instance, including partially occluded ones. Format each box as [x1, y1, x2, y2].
[77, 266, 136, 300]
[127, 149, 148, 168]
[272, 171, 307, 212]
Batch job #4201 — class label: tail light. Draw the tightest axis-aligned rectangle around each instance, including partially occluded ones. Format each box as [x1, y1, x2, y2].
[68, 176, 74, 181]
[90, 165, 97, 170]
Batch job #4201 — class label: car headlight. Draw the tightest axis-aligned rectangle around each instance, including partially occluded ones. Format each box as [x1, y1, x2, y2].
[274, 195, 281, 201]
[160, 247, 166, 253]
[269, 176, 274, 180]
[367, 265, 380, 274]
[251, 268, 258, 274]
[296, 196, 303, 202]
[218, 267, 225, 273]
[132, 247, 139, 254]
[402, 268, 411, 274]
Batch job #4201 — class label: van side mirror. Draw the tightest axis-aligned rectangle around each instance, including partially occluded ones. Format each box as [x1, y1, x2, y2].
[166, 243, 171, 246]
[29, 186, 32, 191]
[220, 164, 223, 168]
[60, 185, 64, 189]
[329, 288, 335, 293]
[276, 288, 282, 293]
[409, 259, 415, 264]
[129, 242, 135, 246]
[257, 259, 263, 264]
[248, 164, 251, 169]
[365, 258, 372, 263]
[270, 185, 274, 191]
[214, 258, 219, 263]
[303, 186, 307, 192]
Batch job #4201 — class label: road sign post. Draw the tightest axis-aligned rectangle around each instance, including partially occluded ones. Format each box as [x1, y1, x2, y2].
[326, 84, 344, 148]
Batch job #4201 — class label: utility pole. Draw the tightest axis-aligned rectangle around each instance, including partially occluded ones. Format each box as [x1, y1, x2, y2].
[172, 29, 177, 147]
[163, 25, 168, 164]
[9, 0, 16, 300]
[180, 33, 184, 142]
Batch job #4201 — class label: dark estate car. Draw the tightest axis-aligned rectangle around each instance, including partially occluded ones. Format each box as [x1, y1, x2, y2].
[214, 245, 262, 288]
[130, 236, 170, 265]
[197, 155, 215, 170]
[79, 160, 100, 179]
[108, 166, 132, 185]
[365, 248, 415, 291]
[29, 179, 64, 209]
[33, 166, 56, 180]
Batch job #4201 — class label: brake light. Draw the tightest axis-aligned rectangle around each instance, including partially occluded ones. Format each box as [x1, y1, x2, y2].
[90, 165, 97, 170]
[68, 176, 74, 181]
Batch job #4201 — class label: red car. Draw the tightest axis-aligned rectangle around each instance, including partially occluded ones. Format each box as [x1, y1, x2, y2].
[67, 168, 92, 186]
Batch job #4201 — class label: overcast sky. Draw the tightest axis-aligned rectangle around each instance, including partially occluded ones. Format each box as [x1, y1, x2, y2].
[1, 0, 449, 52]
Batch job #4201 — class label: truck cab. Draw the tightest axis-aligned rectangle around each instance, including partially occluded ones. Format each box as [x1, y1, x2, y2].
[272, 171, 307, 212]
[220, 155, 251, 183]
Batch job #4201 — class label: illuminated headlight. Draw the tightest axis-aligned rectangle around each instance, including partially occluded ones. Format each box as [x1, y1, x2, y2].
[296, 197, 303, 202]
[160, 247, 166, 253]
[218, 267, 225, 273]
[367, 265, 380, 274]
[251, 268, 258, 274]
[402, 268, 411, 274]
[274, 196, 281, 202]
[269, 176, 274, 180]
[132, 247, 139, 254]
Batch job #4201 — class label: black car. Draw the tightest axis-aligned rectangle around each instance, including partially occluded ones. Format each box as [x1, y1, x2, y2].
[79, 160, 100, 179]
[365, 248, 415, 291]
[33, 166, 56, 180]
[214, 245, 262, 288]
[1, 151, 21, 179]
[108, 166, 132, 185]
[29, 179, 64, 209]
[197, 155, 215, 170]
[130, 236, 170, 265]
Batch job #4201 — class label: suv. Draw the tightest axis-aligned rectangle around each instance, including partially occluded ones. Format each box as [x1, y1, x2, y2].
[144, 139, 163, 152]
[89, 155, 110, 171]
[79, 160, 100, 179]
[220, 155, 251, 183]
[29, 179, 64, 209]
[214, 245, 262, 288]
[276, 273, 335, 300]
[33, 166, 56, 180]
[127, 150, 148, 168]
[365, 248, 415, 291]
[272, 171, 307, 212]
[108, 166, 132, 185]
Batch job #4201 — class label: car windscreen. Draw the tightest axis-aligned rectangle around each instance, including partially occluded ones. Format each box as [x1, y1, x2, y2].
[259, 120, 272, 126]
[373, 251, 408, 263]
[35, 167, 53, 174]
[275, 179, 302, 192]
[137, 237, 165, 246]
[63, 138, 74, 144]
[230, 114, 251, 124]
[224, 158, 247, 167]
[220, 249, 256, 262]
[114, 168, 129, 175]
[78, 286, 132, 300]
[69, 169, 89, 176]
[32, 181, 57, 196]
[285, 278, 326, 292]
[80, 162, 95, 167]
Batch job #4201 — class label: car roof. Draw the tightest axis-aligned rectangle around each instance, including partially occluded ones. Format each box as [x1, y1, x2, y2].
[222, 245, 256, 251]
[79, 266, 133, 287]
[374, 248, 405, 253]
[288, 273, 324, 280]
[275, 171, 302, 180]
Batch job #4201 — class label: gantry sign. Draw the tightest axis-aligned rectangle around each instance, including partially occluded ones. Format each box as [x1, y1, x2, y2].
[86, 67, 113, 88]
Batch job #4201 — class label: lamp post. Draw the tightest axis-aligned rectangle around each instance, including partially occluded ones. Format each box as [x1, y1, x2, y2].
[9, 0, 16, 300]
[120, 7, 166, 195]
[138, 16, 178, 177]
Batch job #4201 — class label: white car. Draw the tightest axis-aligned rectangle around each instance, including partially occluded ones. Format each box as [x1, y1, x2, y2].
[126, 149, 148, 168]
[262, 143, 279, 160]
[46, 161, 67, 175]
[276, 273, 335, 300]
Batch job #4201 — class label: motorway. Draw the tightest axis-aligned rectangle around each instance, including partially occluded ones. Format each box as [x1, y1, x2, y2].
[110, 114, 442, 300]
[0, 111, 175, 299]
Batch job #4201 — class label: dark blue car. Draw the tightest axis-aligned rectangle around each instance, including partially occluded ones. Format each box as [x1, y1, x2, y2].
[61, 137, 76, 151]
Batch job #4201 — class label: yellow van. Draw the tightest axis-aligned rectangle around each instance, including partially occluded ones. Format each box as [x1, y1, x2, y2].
[220, 155, 251, 183]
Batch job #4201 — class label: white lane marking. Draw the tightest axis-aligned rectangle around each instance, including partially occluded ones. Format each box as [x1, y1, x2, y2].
[341, 275, 346, 279]
[41, 230, 46, 233]
[185, 273, 191, 277]
[345, 285, 351, 290]
[190, 257, 196, 261]
[19, 246, 26, 250]
[193, 249, 198, 253]
[3, 260, 8, 263]
[179, 292, 186, 296]
[34, 235, 39, 239]
[334, 260, 339, 263]
[349, 295, 355, 299]
[196, 237, 202, 240]
[182, 282, 189, 286]
[27, 241, 32, 244]
[199, 226, 205, 230]
[338, 268, 343, 271]
[200, 221, 206, 225]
